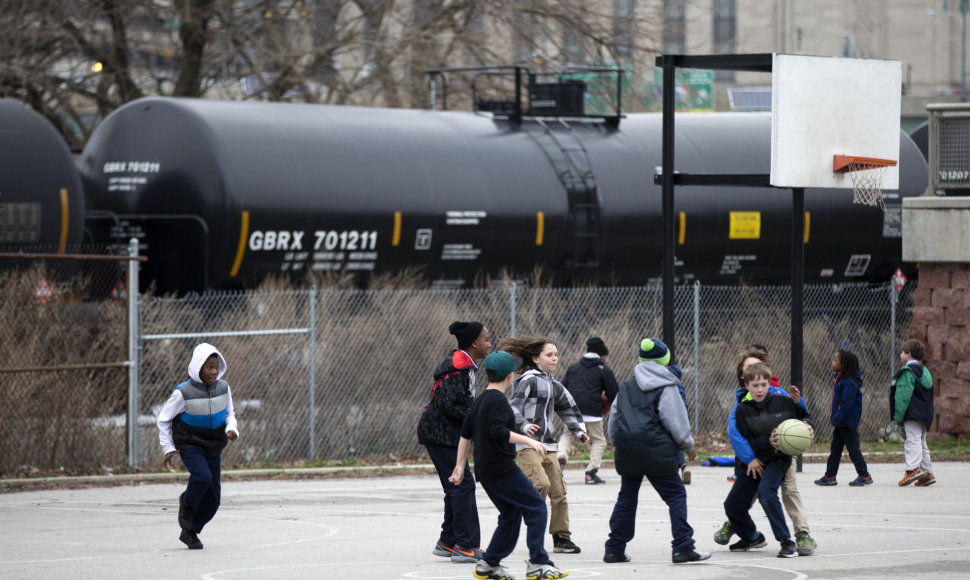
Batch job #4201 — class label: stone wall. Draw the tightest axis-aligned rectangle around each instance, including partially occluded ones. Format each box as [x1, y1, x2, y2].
[908, 263, 970, 437]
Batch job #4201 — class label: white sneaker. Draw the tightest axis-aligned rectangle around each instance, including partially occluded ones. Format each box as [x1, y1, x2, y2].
[525, 560, 568, 579]
[474, 560, 515, 580]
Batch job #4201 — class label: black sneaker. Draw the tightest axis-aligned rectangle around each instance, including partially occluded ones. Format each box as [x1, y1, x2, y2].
[777, 539, 797, 558]
[672, 549, 711, 563]
[585, 469, 605, 485]
[603, 552, 631, 563]
[553, 534, 581, 554]
[178, 492, 193, 531]
[729, 532, 767, 552]
[179, 529, 203, 550]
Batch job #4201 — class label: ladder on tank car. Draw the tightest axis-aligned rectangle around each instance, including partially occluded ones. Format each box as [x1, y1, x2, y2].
[524, 118, 601, 272]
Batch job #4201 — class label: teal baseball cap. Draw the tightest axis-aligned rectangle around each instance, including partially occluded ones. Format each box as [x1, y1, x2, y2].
[484, 351, 520, 380]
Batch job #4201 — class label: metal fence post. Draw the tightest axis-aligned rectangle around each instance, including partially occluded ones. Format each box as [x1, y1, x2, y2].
[693, 280, 700, 433]
[309, 286, 317, 459]
[126, 238, 141, 467]
[510, 281, 517, 337]
[890, 281, 897, 384]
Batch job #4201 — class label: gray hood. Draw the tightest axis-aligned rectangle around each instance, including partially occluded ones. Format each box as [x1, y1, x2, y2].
[634, 362, 681, 392]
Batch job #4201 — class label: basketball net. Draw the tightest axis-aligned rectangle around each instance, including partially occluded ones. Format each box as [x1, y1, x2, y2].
[846, 161, 888, 211]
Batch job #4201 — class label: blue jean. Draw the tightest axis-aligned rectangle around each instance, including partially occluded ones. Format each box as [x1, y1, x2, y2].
[605, 472, 695, 555]
[480, 470, 552, 566]
[724, 458, 791, 542]
[179, 448, 222, 534]
[424, 443, 481, 548]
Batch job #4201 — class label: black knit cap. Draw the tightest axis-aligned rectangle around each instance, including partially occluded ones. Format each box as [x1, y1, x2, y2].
[450, 321, 484, 349]
[586, 336, 609, 356]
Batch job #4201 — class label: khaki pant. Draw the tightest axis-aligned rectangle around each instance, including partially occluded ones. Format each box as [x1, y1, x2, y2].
[748, 459, 808, 533]
[558, 420, 606, 471]
[516, 448, 571, 539]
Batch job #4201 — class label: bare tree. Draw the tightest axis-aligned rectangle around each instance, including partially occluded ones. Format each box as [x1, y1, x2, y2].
[0, 0, 668, 149]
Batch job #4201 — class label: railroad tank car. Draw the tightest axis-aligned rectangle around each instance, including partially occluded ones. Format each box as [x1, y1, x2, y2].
[77, 96, 926, 294]
[0, 99, 85, 252]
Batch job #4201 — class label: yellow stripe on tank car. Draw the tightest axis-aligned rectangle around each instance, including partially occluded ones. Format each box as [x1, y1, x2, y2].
[392, 211, 402, 246]
[230, 211, 250, 277]
[804, 211, 811, 244]
[58, 188, 69, 254]
[535, 212, 545, 246]
[678, 211, 686, 245]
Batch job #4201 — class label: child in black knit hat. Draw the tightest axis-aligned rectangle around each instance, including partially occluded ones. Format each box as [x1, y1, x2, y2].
[417, 321, 491, 563]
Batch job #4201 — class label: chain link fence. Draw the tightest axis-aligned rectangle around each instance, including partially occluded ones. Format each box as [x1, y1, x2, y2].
[0, 246, 131, 476]
[0, 261, 914, 475]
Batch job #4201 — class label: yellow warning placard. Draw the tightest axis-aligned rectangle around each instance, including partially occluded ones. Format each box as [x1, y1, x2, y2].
[729, 211, 761, 239]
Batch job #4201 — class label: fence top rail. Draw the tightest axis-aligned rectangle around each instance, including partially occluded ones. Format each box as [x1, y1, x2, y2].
[0, 252, 147, 262]
[142, 328, 311, 341]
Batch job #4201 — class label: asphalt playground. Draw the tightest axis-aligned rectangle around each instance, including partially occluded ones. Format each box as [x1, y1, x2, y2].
[2, 461, 969, 580]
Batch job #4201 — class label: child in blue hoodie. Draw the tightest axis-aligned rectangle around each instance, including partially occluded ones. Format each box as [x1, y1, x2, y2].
[815, 349, 872, 487]
[157, 343, 238, 550]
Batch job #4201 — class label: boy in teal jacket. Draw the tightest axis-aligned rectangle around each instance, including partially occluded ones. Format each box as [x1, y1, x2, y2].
[890, 339, 936, 487]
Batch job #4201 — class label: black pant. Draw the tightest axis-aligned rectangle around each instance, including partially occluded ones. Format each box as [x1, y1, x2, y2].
[825, 425, 868, 477]
[424, 443, 481, 549]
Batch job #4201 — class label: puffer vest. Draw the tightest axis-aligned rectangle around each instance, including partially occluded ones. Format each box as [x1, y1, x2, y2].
[172, 379, 230, 457]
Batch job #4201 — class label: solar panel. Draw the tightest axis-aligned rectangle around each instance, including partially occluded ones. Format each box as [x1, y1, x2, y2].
[728, 87, 772, 111]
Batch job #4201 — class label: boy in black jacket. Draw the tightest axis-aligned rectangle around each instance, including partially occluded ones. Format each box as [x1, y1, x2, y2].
[723, 362, 813, 558]
[450, 351, 567, 580]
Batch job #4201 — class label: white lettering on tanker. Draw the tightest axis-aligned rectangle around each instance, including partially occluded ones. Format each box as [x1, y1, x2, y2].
[248, 229, 379, 273]
[103, 161, 161, 173]
[446, 210, 486, 225]
[313, 230, 377, 251]
[441, 243, 481, 261]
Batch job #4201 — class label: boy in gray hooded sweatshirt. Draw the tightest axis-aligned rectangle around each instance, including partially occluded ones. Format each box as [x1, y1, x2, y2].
[603, 338, 710, 565]
[157, 343, 239, 550]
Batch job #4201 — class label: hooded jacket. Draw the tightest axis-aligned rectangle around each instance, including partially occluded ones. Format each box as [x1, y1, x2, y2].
[735, 390, 812, 465]
[560, 353, 620, 418]
[509, 368, 586, 452]
[157, 343, 238, 457]
[830, 368, 864, 428]
[728, 384, 808, 465]
[890, 360, 934, 428]
[417, 350, 477, 447]
[608, 361, 693, 477]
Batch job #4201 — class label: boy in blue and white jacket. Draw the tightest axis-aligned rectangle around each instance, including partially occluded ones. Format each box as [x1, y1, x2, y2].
[714, 345, 817, 556]
[157, 343, 238, 550]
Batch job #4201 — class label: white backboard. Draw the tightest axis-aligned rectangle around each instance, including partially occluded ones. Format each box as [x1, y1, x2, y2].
[770, 54, 902, 190]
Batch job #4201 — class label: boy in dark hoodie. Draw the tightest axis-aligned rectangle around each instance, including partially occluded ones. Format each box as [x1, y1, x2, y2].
[157, 343, 238, 550]
[891, 339, 936, 487]
[723, 362, 813, 559]
[603, 338, 710, 565]
[557, 336, 619, 485]
[417, 321, 491, 563]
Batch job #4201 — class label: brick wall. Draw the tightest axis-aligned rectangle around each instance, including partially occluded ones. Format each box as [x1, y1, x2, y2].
[909, 263, 970, 438]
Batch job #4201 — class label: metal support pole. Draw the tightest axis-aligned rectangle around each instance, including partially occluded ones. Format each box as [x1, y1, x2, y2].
[661, 55, 677, 359]
[791, 189, 804, 472]
[891, 281, 898, 384]
[309, 286, 317, 459]
[692, 280, 700, 434]
[126, 238, 141, 467]
[510, 281, 517, 337]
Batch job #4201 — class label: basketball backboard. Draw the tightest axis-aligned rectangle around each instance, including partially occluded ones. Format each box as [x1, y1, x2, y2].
[770, 54, 902, 190]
